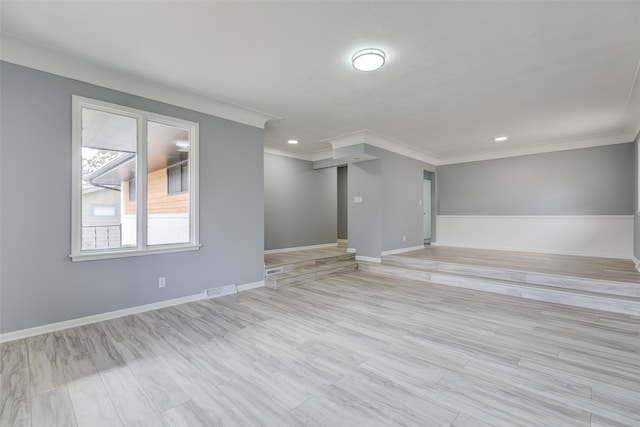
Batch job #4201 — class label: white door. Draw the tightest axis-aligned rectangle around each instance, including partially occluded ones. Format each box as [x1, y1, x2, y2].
[423, 179, 431, 241]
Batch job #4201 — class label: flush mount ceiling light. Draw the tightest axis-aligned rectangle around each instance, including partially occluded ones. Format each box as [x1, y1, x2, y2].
[288, 140, 299, 145]
[494, 136, 508, 142]
[352, 48, 386, 71]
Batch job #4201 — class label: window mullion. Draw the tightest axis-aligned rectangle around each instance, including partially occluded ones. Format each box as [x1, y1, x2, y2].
[137, 117, 148, 249]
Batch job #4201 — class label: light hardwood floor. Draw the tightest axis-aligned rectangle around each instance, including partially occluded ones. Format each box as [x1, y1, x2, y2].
[397, 246, 640, 284]
[2, 271, 640, 426]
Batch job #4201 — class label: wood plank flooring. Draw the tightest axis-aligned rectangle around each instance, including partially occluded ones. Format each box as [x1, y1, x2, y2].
[397, 246, 640, 284]
[2, 271, 640, 426]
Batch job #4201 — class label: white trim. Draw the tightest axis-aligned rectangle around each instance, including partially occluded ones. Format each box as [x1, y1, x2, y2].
[264, 146, 313, 161]
[633, 256, 640, 272]
[237, 281, 265, 292]
[71, 244, 202, 262]
[437, 215, 633, 220]
[1, 34, 279, 129]
[264, 243, 338, 254]
[263, 146, 334, 163]
[325, 130, 440, 166]
[71, 96, 200, 261]
[0, 278, 264, 343]
[0, 292, 206, 343]
[381, 245, 425, 256]
[356, 255, 382, 263]
[436, 215, 634, 259]
[439, 133, 634, 165]
[319, 130, 634, 166]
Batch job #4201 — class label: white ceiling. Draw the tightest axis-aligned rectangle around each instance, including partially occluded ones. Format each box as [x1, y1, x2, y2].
[2, 1, 640, 163]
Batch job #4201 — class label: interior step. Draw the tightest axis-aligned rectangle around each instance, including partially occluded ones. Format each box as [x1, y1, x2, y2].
[383, 255, 640, 298]
[359, 261, 640, 316]
[265, 251, 356, 275]
[265, 259, 357, 289]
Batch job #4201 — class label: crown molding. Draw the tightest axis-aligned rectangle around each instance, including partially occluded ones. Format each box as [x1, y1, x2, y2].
[439, 132, 635, 165]
[0, 34, 280, 129]
[264, 146, 313, 161]
[324, 130, 442, 166]
[264, 145, 332, 162]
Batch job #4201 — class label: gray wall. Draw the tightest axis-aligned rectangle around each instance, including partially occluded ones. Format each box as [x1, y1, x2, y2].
[438, 143, 634, 215]
[635, 138, 640, 262]
[378, 150, 429, 251]
[346, 145, 436, 257]
[348, 159, 382, 258]
[0, 62, 265, 333]
[337, 166, 348, 240]
[264, 153, 337, 250]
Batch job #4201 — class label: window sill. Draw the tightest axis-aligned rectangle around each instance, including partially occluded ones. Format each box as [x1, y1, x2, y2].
[70, 244, 202, 262]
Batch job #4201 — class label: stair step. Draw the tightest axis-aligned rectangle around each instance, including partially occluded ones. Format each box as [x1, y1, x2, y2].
[265, 252, 356, 276]
[384, 255, 640, 298]
[358, 262, 640, 316]
[265, 259, 357, 289]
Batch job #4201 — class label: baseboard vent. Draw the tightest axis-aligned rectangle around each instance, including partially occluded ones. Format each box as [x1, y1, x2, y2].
[205, 284, 237, 298]
[265, 267, 284, 276]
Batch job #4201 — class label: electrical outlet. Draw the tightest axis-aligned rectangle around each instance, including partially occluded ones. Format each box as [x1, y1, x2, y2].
[403, 235, 406, 242]
[158, 277, 166, 288]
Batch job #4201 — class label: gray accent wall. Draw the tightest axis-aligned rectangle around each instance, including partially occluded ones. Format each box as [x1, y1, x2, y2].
[0, 62, 265, 333]
[376, 149, 431, 251]
[337, 166, 348, 240]
[348, 159, 382, 258]
[264, 153, 337, 250]
[635, 139, 640, 262]
[438, 143, 634, 215]
[346, 145, 437, 257]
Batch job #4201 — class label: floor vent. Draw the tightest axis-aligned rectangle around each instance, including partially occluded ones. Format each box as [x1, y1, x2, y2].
[205, 284, 237, 298]
[265, 267, 284, 276]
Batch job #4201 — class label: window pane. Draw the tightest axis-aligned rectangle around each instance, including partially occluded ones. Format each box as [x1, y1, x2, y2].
[147, 121, 190, 245]
[81, 108, 137, 250]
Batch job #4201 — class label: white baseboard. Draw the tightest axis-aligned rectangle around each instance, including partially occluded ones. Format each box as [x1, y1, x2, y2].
[0, 279, 264, 343]
[436, 215, 633, 259]
[381, 245, 425, 256]
[633, 256, 640, 272]
[356, 255, 381, 263]
[264, 243, 337, 254]
[237, 280, 265, 292]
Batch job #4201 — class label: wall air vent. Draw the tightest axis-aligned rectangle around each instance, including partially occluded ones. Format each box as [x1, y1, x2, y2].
[265, 267, 284, 276]
[205, 284, 237, 298]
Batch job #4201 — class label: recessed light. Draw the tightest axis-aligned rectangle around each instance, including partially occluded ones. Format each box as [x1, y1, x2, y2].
[352, 48, 386, 72]
[288, 140, 299, 145]
[494, 136, 508, 142]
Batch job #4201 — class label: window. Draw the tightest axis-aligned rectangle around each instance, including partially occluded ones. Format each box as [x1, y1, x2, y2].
[72, 96, 200, 261]
[168, 162, 189, 194]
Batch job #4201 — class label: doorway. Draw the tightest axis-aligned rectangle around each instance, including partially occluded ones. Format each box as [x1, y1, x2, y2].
[337, 166, 348, 246]
[423, 171, 432, 244]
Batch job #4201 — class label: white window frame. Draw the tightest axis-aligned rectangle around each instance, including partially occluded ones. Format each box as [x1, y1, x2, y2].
[71, 95, 200, 261]
[637, 140, 640, 214]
